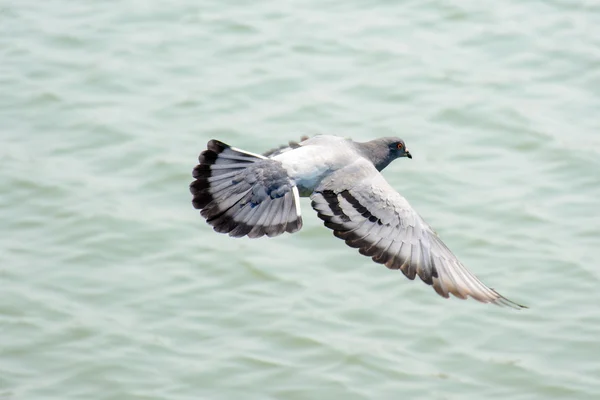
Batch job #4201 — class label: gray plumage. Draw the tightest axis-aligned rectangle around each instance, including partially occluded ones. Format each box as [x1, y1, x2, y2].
[190, 140, 301, 238]
[190, 135, 525, 309]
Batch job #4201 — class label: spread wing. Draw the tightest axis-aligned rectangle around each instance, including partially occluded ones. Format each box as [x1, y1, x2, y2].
[310, 160, 524, 309]
[191, 140, 302, 238]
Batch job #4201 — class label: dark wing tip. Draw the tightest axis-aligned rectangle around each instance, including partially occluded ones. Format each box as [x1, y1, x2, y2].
[207, 139, 230, 153]
[285, 216, 303, 234]
[311, 190, 527, 310]
[490, 292, 528, 310]
[198, 149, 219, 164]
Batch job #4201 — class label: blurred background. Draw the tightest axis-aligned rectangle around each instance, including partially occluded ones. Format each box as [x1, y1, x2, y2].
[2, 0, 600, 399]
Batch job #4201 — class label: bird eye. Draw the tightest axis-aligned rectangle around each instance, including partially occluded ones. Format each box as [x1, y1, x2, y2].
[396, 143, 403, 149]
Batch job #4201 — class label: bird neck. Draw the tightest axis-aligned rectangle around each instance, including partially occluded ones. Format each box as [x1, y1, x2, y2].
[356, 141, 392, 172]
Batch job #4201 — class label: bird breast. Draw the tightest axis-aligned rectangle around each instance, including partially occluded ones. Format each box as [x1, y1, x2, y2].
[272, 143, 358, 197]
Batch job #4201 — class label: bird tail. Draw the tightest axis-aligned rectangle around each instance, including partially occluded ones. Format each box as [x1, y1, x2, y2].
[190, 139, 303, 238]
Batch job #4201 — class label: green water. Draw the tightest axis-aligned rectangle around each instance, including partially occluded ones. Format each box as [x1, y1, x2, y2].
[2, 1, 600, 399]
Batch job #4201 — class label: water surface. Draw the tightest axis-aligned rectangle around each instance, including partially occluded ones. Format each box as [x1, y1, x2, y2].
[2, 1, 600, 399]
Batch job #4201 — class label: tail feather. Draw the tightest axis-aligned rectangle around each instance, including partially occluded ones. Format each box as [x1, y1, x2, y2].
[191, 139, 303, 238]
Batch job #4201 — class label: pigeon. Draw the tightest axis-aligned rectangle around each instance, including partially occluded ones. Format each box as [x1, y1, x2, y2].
[190, 135, 525, 309]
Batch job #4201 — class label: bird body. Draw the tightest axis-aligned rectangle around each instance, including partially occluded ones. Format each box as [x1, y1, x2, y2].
[272, 136, 365, 196]
[190, 135, 524, 309]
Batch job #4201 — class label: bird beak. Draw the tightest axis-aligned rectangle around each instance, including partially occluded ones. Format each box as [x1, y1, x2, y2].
[406, 150, 412, 159]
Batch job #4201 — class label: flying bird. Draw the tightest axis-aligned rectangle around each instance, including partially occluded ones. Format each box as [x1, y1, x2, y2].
[190, 135, 524, 309]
